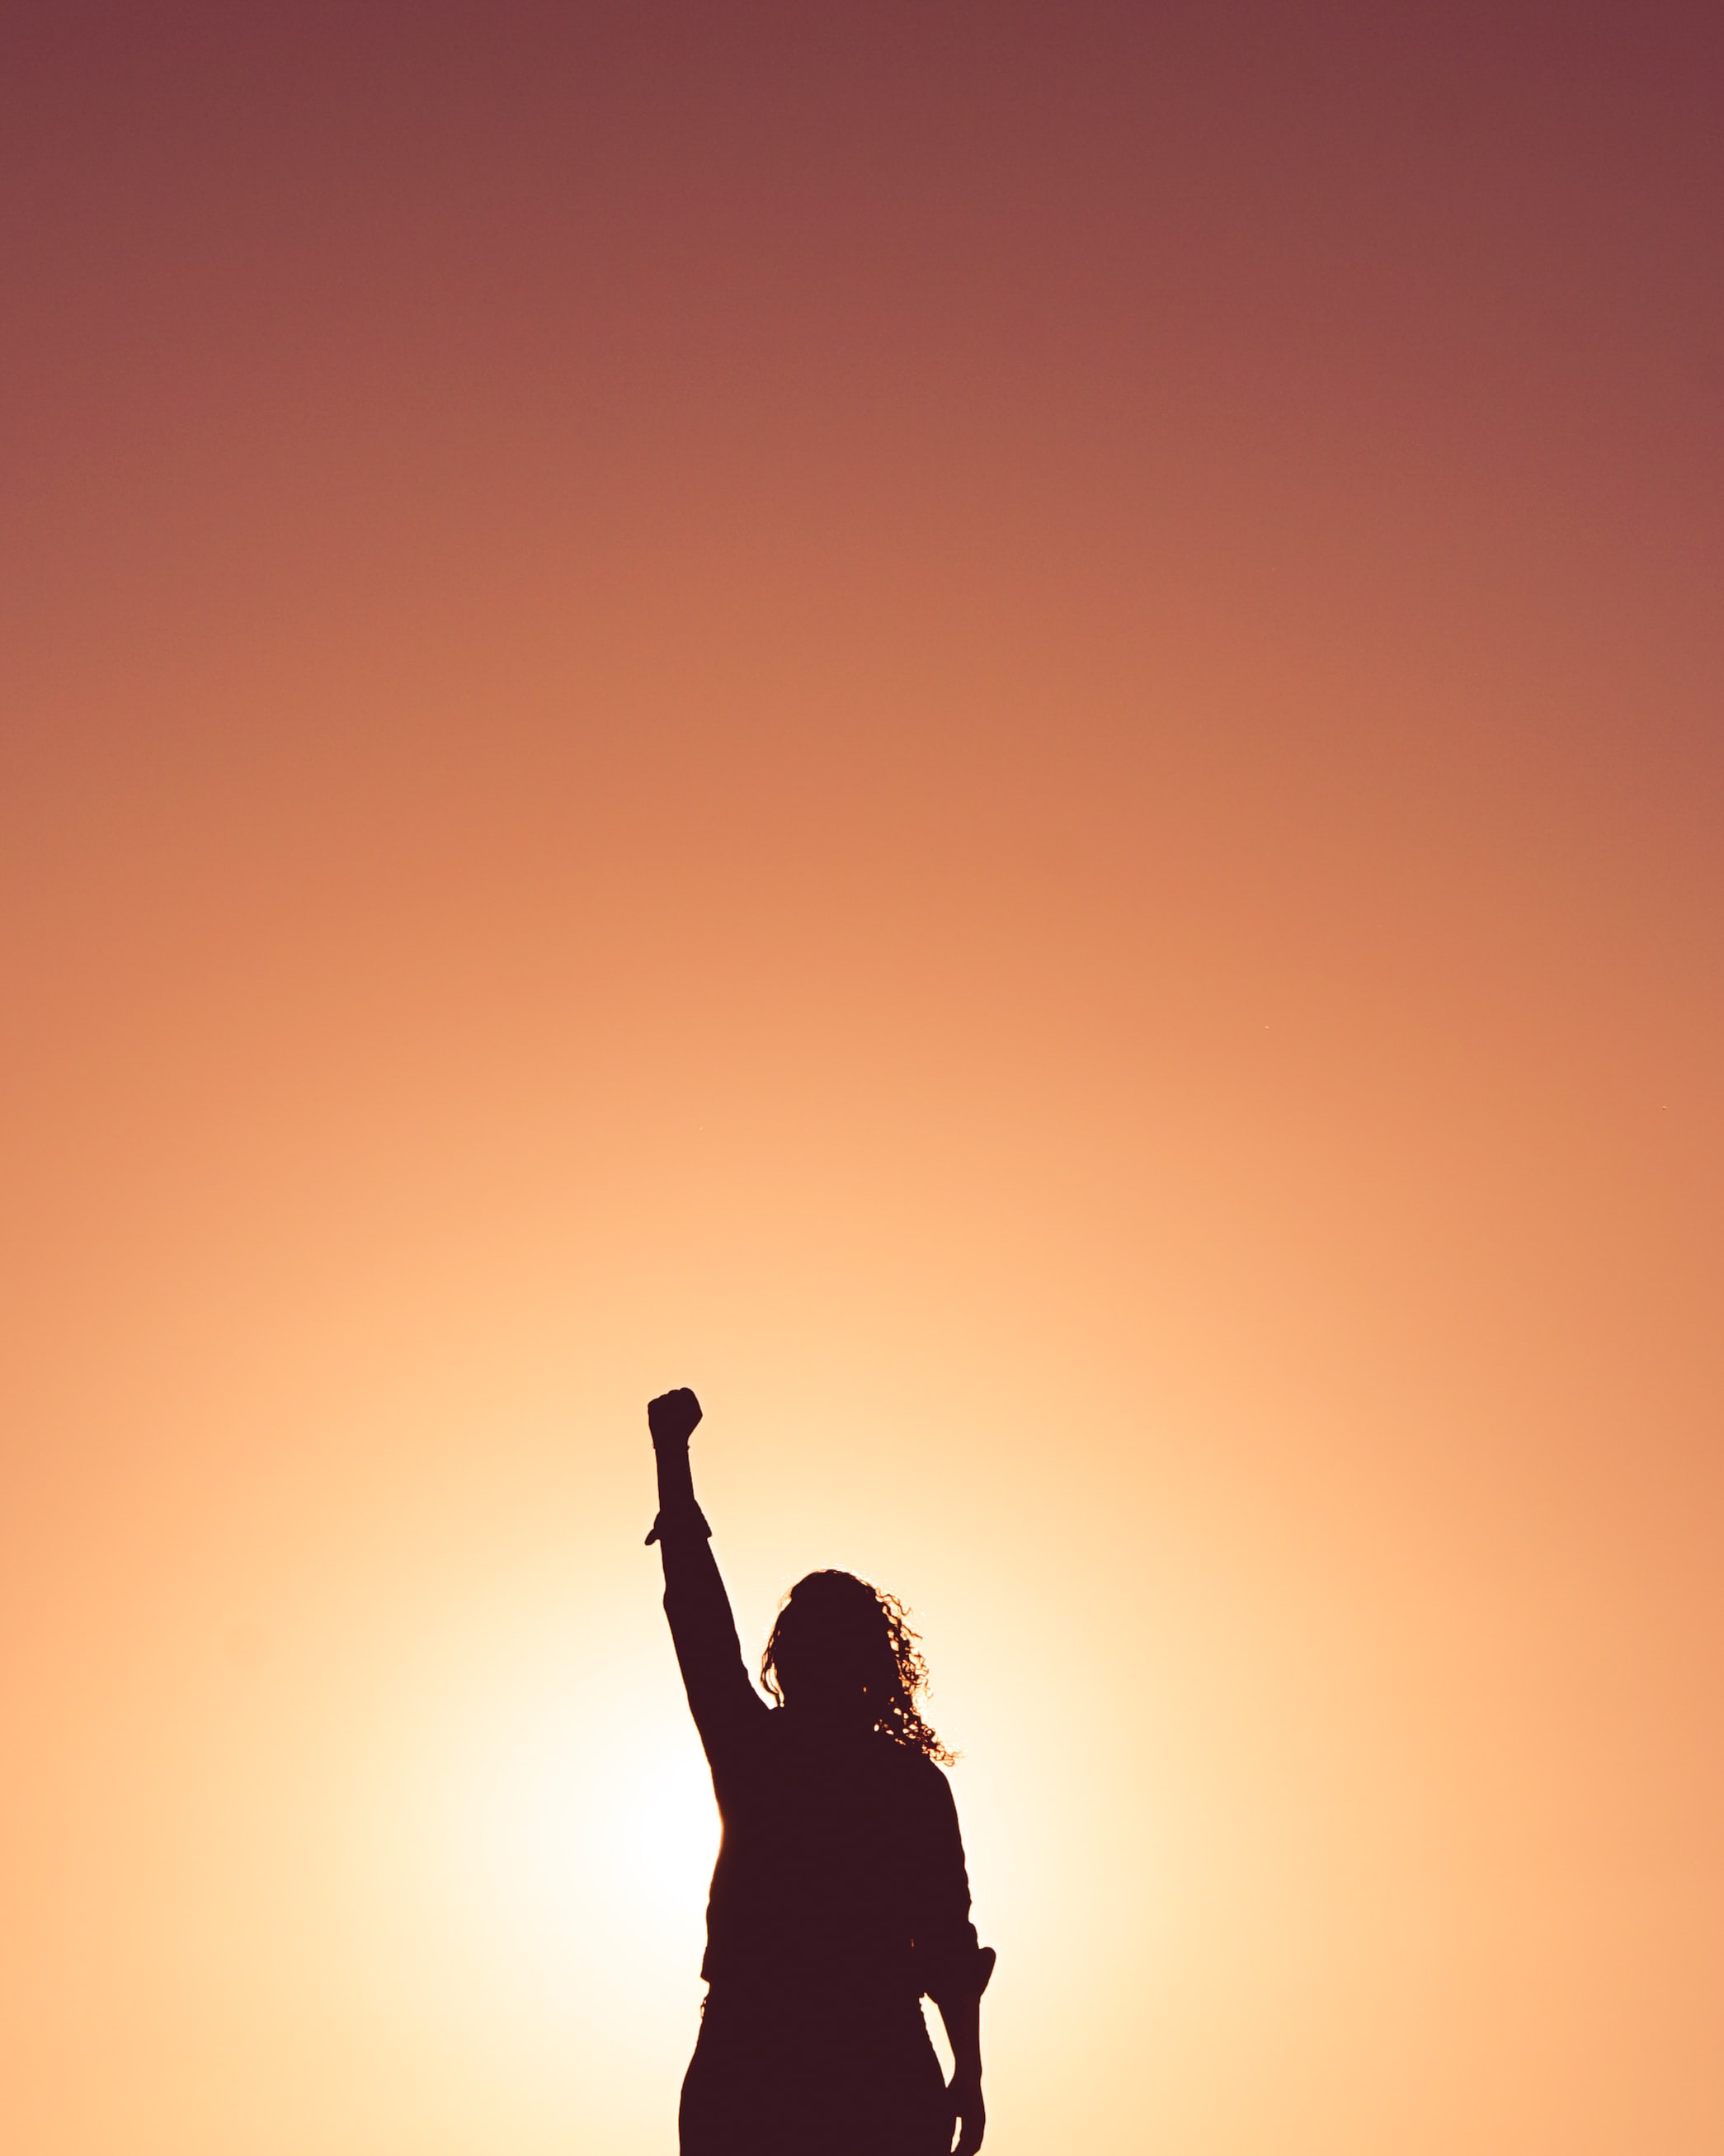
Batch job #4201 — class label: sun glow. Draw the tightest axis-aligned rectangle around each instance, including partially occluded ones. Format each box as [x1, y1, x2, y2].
[403, 1639, 720, 2028]
[467, 1700, 719, 1946]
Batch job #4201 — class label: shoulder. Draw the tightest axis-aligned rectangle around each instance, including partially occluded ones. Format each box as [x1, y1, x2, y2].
[874, 1734, 954, 1800]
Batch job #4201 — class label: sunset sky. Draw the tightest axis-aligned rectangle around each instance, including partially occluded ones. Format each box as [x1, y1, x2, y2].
[2, 5, 1720, 2154]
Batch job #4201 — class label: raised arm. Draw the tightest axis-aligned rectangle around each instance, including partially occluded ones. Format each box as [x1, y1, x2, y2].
[644, 1388, 765, 1757]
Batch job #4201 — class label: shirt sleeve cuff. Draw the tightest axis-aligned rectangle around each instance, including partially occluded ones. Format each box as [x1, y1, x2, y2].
[644, 1500, 713, 1545]
[920, 1940, 996, 2002]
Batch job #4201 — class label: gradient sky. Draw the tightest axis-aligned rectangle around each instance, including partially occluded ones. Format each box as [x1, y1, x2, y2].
[2, 6, 1721, 2154]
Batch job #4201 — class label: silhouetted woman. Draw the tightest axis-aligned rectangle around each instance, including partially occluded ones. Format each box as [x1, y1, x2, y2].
[645, 1387, 994, 2156]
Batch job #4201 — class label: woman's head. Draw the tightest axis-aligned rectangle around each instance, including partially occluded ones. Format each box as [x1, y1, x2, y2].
[761, 1569, 953, 1763]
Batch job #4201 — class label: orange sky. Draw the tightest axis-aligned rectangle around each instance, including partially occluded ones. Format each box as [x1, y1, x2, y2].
[2, 6, 1721, 2154]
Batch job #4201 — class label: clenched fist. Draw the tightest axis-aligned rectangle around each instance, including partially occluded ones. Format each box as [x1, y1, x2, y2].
[648, 1387, 703, 1448]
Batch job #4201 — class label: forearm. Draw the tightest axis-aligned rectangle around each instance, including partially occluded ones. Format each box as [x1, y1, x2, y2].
[646, 1418, 708, 1543]
[652, 1429, 699, 1520]
[649, 1431, 727, 1631]
[938, 1983, 988, 2156]
[935, 1989, 982, 2083]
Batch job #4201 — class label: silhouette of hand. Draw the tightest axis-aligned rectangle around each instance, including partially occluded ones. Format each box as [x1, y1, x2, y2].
[648, 1387, 703, 1447]
[949, 2070, 986, 2155]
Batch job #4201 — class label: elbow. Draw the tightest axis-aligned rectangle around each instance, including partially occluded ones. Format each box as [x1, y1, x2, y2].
[921, 1942, 996, 2005]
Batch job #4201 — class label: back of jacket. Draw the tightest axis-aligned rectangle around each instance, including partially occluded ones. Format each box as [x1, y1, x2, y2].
[700, 1712, 978, 2004]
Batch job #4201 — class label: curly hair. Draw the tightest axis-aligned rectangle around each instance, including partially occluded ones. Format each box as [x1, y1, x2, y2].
[761, 1569, 955, 1766]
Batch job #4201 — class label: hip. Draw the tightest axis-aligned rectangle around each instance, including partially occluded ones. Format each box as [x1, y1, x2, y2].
[681, 1984, 949, 2156]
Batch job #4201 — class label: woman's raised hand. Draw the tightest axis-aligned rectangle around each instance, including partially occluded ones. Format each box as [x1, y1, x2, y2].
[648, 1387, 703, 1448]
